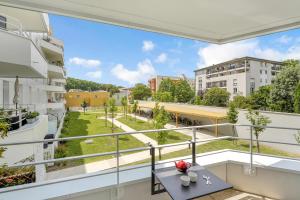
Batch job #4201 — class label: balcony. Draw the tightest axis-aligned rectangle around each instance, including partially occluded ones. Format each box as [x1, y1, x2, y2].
[47, 102, 65, 110]
[48, 64, 65, 79]
[0, 29, 47, 78]
[39, 39, 64, 63]
[1, 124, 300, 200]
[45, 84, 66, 93]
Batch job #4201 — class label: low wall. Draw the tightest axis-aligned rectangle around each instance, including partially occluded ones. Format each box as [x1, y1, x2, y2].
[0, 115, 48, 165]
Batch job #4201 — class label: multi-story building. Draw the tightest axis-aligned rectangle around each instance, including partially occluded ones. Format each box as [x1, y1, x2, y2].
[0, 6, 66, 163]
[148, 74, 195, 93]
[194, 57, 283, 99]
[65, 90, 109, 108]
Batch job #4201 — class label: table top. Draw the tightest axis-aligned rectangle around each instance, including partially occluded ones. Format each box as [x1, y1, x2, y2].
[154, 164, 232, 200]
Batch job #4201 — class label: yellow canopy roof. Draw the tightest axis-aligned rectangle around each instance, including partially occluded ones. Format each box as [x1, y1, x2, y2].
[138, 101, 227, 120]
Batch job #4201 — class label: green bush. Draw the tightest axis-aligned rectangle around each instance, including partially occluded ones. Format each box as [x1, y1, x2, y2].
[54, 145, 68, 166]
[203, 88, 230, 107]
[231, 95, 251, 109]
[25, 111, 39, 119]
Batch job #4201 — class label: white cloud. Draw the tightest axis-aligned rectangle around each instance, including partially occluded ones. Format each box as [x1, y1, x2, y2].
[142, 41, 155, 52]
[85, 70, 102, 79]
[111, 59, 156, 85]
[69, 57, 101, 68]
[197, 39, 300, 68]
[155, 53, 167, 63]
[277, 35, 292, 44]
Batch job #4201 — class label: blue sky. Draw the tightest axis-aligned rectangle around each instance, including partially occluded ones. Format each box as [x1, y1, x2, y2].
[49, 14, 300, 87]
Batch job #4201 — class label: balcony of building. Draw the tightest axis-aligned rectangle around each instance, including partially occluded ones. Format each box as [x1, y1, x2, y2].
[48, 63, 65, 79]
[39, 38, 64, 64]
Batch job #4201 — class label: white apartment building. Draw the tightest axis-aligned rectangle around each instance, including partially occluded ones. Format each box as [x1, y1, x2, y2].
[0, 6, 66, 164]
[194, 57, 283, 99]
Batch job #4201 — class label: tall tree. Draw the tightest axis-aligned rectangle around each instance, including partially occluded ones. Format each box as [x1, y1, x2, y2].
[132, 101, 139, 120]
[158, 78, 176, 98]
[131, 83, 152, 100]
[294, 83, 300, 113]
[194, 96, 202, 105]
[227, 103, 239, 139]
[231, 95, 251, 109]
[153, 106, 170, 160]
[153, 91, 173, 102]
[174, 80, 194, 103]
[121, 96, 128, 119]
[250, 85, 271, 110]
[81, 100, 88, 114]
[108, 98, 117, 133]
[246, 109, 271, 153]
[104, 102, 108, 127]
[203, 88, 230, 107]
[269, 63, 300, 112]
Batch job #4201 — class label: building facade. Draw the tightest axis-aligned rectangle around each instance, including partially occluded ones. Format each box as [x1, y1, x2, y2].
[194, 57, 283, 99]
[0, 6, 66, 164]
[65, 90, 110, 108]
[148, 75, 195, 93]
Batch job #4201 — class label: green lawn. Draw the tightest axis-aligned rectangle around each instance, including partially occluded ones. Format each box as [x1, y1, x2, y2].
[118, 115, 191, 144]
[49, 112, 145, 170]
[123, 139, 300, 166]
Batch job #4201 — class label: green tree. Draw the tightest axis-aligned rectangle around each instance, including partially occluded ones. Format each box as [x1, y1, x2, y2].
[203, 88, 230, 107]
[194, 96, 203, 105]
[269, 63, 300, 112]
[246, 109, 271, 153]
[81, 100, 88, 114]
[132, 101, 139, 120]
[283, 59, 300, 68]
[104, 102, 108, 127]
[231, 95, 251, 109]
[153, 92, 173, 102]
[131, 83, 152, 100]
[158, 78, 176, 97]
[227, 103, 239, 138]
[121, 96, 128, 119]
[153, 106, 170, 160]
[66, 77, 120, 94]
[174, 80, 194, 103]
[250, 85, 271, 110]
[294, 83, 300, 113]
[108, 98, 117, 133]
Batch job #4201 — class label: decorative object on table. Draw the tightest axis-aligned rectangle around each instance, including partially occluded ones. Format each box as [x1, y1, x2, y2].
[202, 175, 212, 185]
[180, 175, 190, 187]
[174, 160, 191, 173]
[188, 171, 198, 182]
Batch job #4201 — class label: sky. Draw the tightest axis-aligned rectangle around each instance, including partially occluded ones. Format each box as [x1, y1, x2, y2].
[49, 14, 300, 87]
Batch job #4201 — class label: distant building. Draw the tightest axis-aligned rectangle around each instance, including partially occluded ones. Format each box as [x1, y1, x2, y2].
[148, 75, 195, 93]
[194, 57, 283, 99]
[65, 90, 109, 108]
[113, 90, 128, 106]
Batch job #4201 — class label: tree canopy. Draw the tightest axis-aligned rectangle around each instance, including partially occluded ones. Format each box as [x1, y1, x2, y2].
[294, 83, 300, 113]
[66, 77, 120, 94]
[174, 80, 194, 103]
[203, 88, 230, 107]
[250, 85, 271, 110]
[131, 83, 152, 100]
[269, 62, 300, 112]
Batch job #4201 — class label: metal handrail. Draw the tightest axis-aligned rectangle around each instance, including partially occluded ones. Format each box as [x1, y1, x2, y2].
[2, 123, 300, 191]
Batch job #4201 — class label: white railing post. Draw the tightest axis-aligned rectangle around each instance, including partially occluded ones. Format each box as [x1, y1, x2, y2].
[19, 109, 22, 128]
[250, 125, 253, 173]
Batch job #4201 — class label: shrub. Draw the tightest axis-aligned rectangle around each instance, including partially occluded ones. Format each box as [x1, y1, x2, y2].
[54, 145, 68, 166]
[231, 95, 251, 109]
[203, 88, 230, 107]
[25, 112, 39, 119]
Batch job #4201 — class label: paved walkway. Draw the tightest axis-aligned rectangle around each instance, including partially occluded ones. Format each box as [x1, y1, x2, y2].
[128, 114, 215, 141]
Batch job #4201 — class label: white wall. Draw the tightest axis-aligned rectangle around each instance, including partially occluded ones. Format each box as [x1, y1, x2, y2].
[0, 115, 48, 165]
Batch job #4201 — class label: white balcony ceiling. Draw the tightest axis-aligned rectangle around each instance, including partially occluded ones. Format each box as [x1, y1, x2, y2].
[1, 0, 300, 43]
[0, 5, 48, 32]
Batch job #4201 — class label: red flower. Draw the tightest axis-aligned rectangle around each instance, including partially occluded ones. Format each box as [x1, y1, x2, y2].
[5, 178, 13, 183]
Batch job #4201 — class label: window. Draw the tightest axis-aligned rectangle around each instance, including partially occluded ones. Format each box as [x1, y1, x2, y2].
[250, 79, 255, 94]
[260, 70, 262, 74]
[233, 88, 237, 94]
[233, 79, 237, 86]
[265, 79, 268, 84]
[265, 70, 267, 74]
[260, 78, 262, 83]
[198, 79, 202, 90]
[0, 16, 6, 29]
